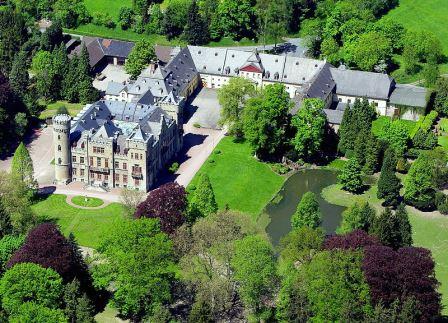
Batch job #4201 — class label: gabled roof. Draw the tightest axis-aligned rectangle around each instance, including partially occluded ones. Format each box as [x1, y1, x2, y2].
[240, 64, 263, 73]
[85, 37, 135, 67]
[330, 67, 394, 100]
[389, 84, 427, 108]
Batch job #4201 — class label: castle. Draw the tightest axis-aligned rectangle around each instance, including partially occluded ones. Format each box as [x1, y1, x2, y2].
[54, 44, 428, 191]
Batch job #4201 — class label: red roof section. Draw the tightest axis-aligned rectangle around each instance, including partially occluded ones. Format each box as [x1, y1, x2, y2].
[240, 64, 262, 73]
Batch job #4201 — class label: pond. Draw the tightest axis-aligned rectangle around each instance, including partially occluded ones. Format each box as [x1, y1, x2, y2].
[265, 169, 346, 246]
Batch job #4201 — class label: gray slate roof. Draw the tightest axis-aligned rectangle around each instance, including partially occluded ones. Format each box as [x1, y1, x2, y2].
[389, 84, 427, 108]
[330, 67, 394, 100]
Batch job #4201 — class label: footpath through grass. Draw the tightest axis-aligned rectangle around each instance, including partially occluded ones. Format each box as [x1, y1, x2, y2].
[188, 136, 285, 219]
[321, 181, 448, 314]
[31, 194, 123, 248]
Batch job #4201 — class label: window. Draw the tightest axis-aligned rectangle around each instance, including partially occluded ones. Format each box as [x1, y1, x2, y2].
[105, 159, 109, 168]
[115, 173, 119, 181]
[97, 157, 101, 167]
[347, 99, 352, 104]
[58, 135, 60, 140]
[80, 169, 85, 176]
[134, 178, 140, 186]
[72, 156, 76, 162]
[104, 175, 109, 181]
[89, 157, 93, 165]
[72, 168, 77, 175]
[123, 163, 127, 170]
[80, 157, 84, 164]
[93, 147, 96, 153]
[338, 98, 342, 102]
[140, 154, 143, 160]
[81, 142, 85, 149]
[115, 161, 119, 168]
[58, 158, 61, 165]
[58, 145, 61, 151]
[97, 174, 102, 180]
[123, 175, 128, 183]
[131, 153, 134, 159]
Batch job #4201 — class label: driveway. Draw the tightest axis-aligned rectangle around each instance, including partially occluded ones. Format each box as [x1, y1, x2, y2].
[93, 64, 130, 92]
[186, 88, 222, 129]
[0, 127, 55, 185]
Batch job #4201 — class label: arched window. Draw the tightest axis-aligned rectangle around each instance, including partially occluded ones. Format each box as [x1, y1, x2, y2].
[58, 145, 61, 151]
[81, 142, 85, 149]
[58, 158, 62, 165]
[58, 135, 60, 140]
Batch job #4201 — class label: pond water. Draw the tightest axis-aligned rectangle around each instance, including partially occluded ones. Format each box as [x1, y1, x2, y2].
[265, 169, 346, 246]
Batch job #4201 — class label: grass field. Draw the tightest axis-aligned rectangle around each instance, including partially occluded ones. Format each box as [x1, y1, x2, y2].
[31, 194, 123, 248]
[385, 0, 448, 82]
[71, 196, 104, 207]
[187, 137, 285, 218]
[321, 182, 448, 314]
[39, 100, 84, 120]
[84, 0, 132, 20]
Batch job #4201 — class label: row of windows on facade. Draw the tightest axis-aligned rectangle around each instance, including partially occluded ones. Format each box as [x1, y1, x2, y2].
[72, 156, 143, 171]
[72, 169, 142, 184]
[337, 97, 379, 107]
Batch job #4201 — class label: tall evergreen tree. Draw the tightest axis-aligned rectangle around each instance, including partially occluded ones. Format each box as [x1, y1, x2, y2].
[189, 173, 218, 221]
[377, 148, 401, 207]
[183, 0, 210, 45]
[354, 130, 368, 167]
[62, 56, 80, 102]
[11, 142, 36, 191]
[338, 202, 375, 234]
[9, 51, 29, 98]
[338, 157, 363, 193]
[291, 192, 321, 229]
[371, 207, 412, 250]
[363, 131, 381, 175]
[395, 203, 413, 247]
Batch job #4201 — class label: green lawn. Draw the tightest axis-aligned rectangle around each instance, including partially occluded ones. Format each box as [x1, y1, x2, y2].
[187, 137, 285, 218]
[321, 182, 448, 313]
[71, 196, 104, 207]
[84, 0, 132, 21]
[31, 194, 123, 248]
[39, 100, 84, 120]
[385, 0, 448, 83]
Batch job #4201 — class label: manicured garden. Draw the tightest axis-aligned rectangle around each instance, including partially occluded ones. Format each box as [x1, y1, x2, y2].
[31, 194, 123, 248]
[187, 136, 285, 218]
[321, 180, 448, 313]
[71, 195, 104, 207]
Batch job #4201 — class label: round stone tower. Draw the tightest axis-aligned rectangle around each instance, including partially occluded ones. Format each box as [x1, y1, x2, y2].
[53, 114, 72, 184]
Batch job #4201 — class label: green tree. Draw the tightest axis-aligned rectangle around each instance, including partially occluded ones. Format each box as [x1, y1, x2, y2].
[377, 148, 401, 207]
[232, 235, 277, 320]
[9, 302, 67, 323]
[125, 39, 156, 79]
[300, 250, 373, 321]
[434, 77, 448, 116]
[363, 131, 381, 174]
[404, 151, 437, 210]
[183, 0, 209, 45]
[189, 173, 218, 221]
[0, 263, 63, 315]
[0, 234, 24, 272]
[371, 207, 412, 249]
[423, 62, 439, 88]
[217, 77, 255, 137]
[291, 192, 321, 230]
[338, 202, 375, 234]
[338, 158, 363, 193]
[242, 84, 292, 159]
[63, 279, 94, 323]
[216, 0, 258, 41]
[94, 218, 175, 320]
[11, 142, 37, 191]
[292, 98, 327, 161]
[162, 0, 190, 40]
[9, 51, 29, 98]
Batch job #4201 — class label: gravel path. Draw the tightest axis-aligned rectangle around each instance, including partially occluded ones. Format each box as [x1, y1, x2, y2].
[65, 194, 111, 209]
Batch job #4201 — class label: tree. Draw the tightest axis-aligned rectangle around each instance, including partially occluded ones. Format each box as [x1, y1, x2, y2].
[363, 245, 441, 321]
[0, 234, 24, 273]
[119, 187, 145, 217]
[300, 250, 373, 321]
[338, 158, 363, 193]
[0, 9, 28, 75]
[118, 7, 134, 30]
[242, 84, 292, 159]
[189, 173, 218, 221]
[423, 62, 439, 88]
[291, 192, 321, 229]
[216, 0, 258, 41]
[371, 207, 412, 250]
[232, 235, 277, 319]
[337, 202, 375, 234]
[7, 223, 92, 288]
[377, 148, 401, 207]
[9, 302, 67, 323]
[217, 77, 255, 137]
[9, 51, 29, 98]
[433, 77, 448, 116]
[95, 218, 175, 320]
[135, 182, 187, 234]
[0, 263, 63, 315]
[183, 0, 209, 45]
[125, 39, 156, 79]
[344, 31, 392, 71]
[292, 98, 327, 161]
[162, 0, 190, 40]
[63, 279, 95, 323]
[11, 142, 36, 191]
[404, 151, 437, 210]
[324, 230, 380, 251]
[53, 0, 91, 29]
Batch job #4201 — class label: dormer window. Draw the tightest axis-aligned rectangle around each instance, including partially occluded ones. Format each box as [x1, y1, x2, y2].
[198, 50, 201, 54]
[275, 59, 278, 63]
[284, 75, 287, 78]
[214, 52, 218, 56]
[203, 66, 206, 70]
[232, 54, 235, 58]
[296, 61, 299, 65]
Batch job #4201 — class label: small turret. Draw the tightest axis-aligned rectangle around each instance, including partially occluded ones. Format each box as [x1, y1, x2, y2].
[53, 114, 72, 184]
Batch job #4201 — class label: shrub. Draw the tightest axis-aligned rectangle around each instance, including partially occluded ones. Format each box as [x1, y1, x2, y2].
[214, 149, 221, 155]
[92, 12, 116, 28]
[169, 162, 179, 173]
[396, 157, 410, 174]
[193, 122, 201, 128]
[271, 163, 289, 175]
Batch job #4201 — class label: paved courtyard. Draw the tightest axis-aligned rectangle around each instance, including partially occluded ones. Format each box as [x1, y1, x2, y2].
[186, 88, 222, 129]
[93, 64, 130, 92]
